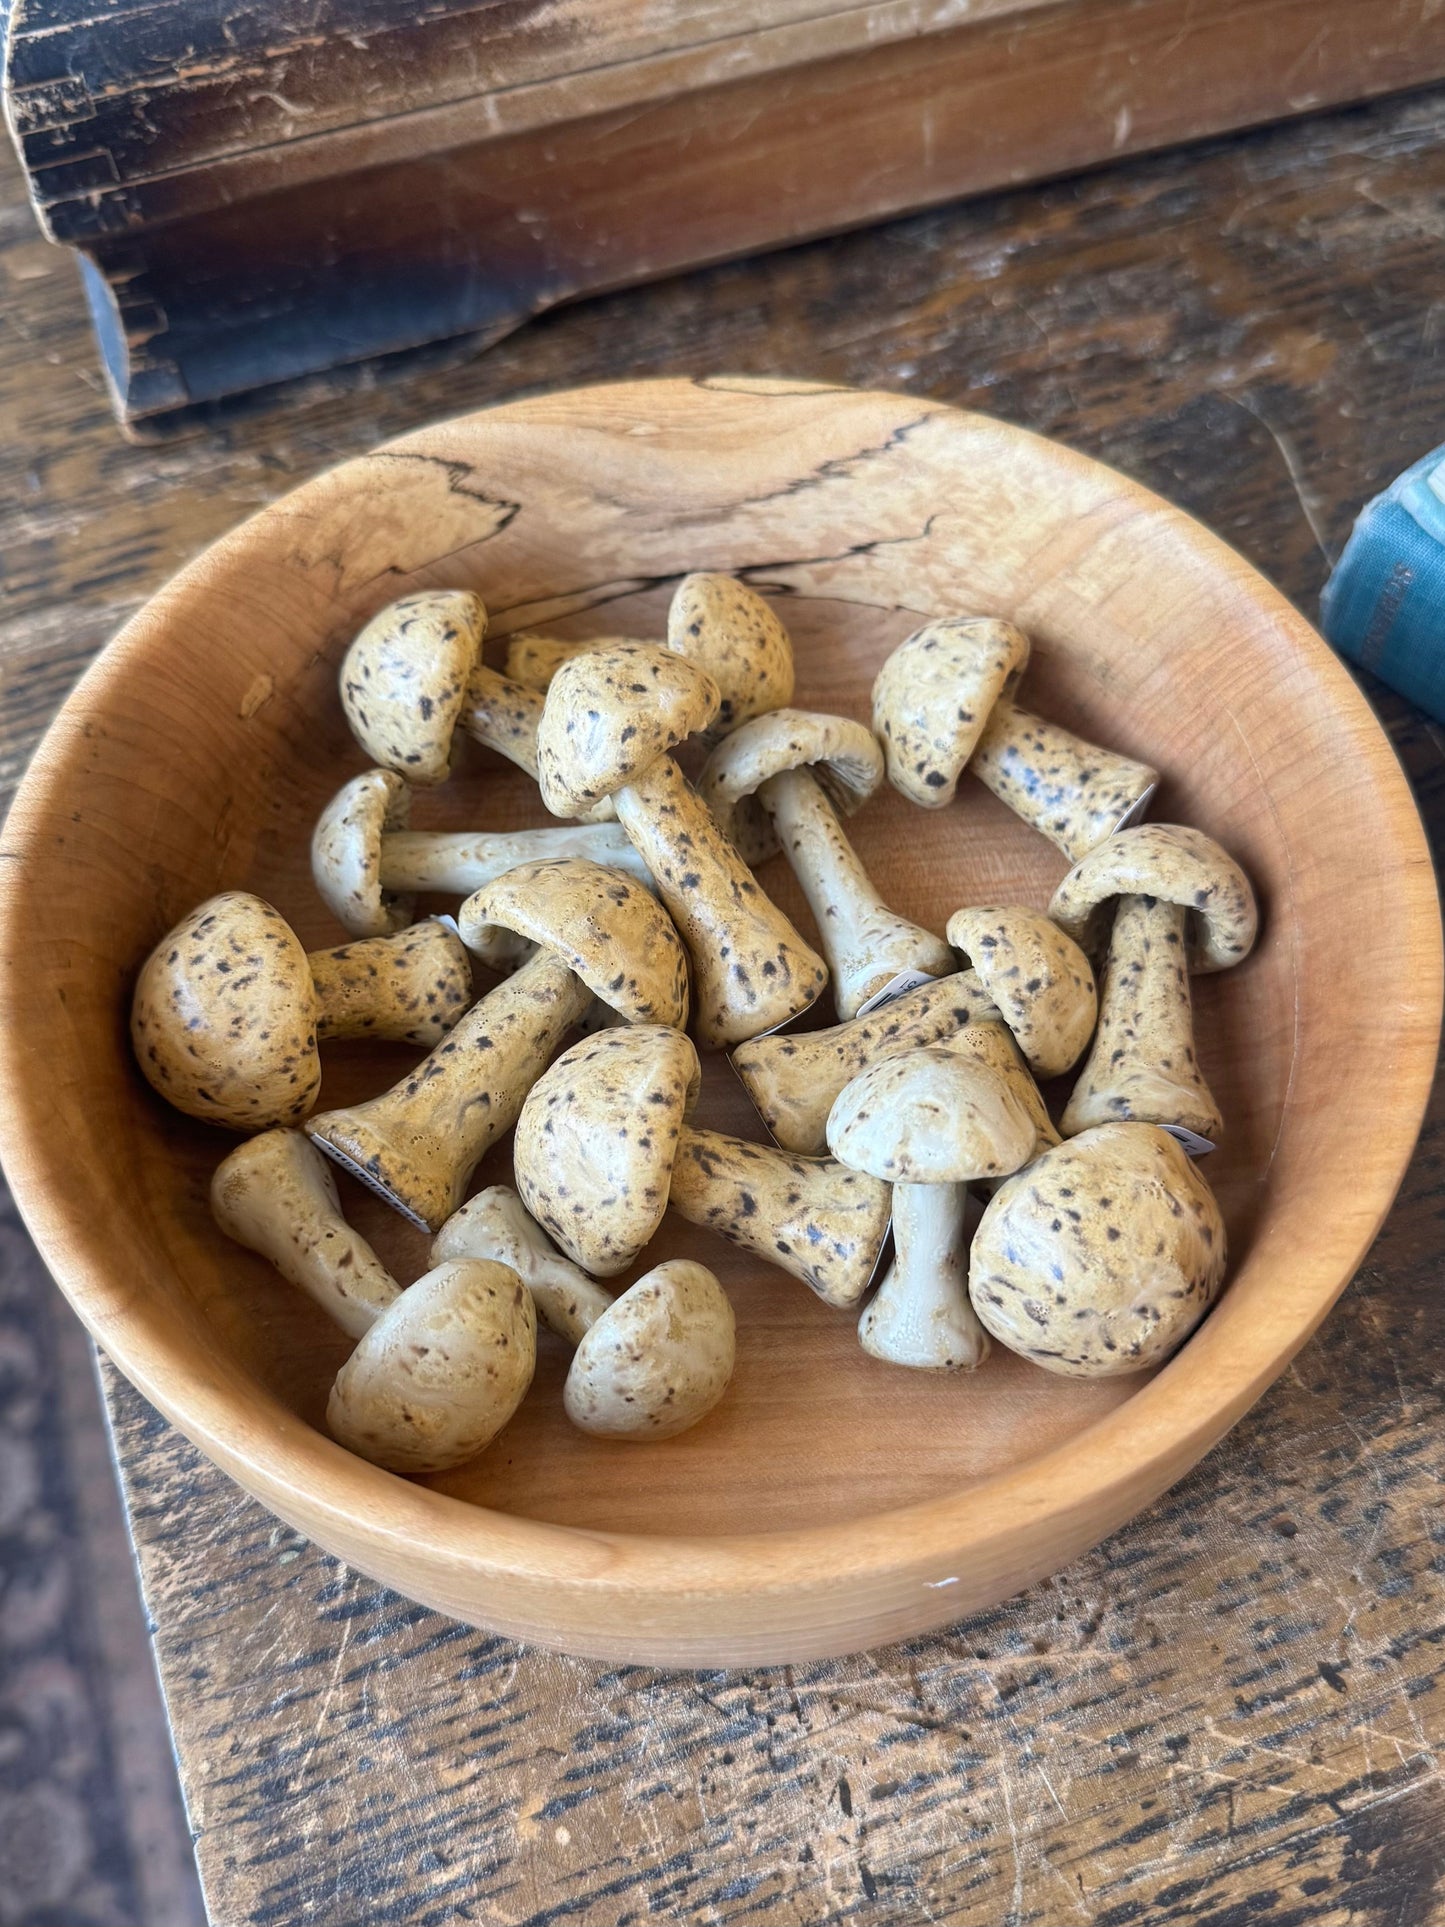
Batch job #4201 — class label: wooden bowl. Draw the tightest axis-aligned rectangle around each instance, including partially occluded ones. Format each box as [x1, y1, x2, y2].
[1, 378, 1437, 1665]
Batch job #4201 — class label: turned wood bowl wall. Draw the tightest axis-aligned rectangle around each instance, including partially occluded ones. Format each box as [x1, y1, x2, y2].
[0, 378, 1436, 1664]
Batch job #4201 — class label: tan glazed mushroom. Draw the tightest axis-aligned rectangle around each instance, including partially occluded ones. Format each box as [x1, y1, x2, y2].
[211, 1129, 401, 1338]
[338, 589, 610, 818]
[328, 1257, 537, 1473]
[733, 910, 1093, 1157]
[535, 642, 827, 1047]
[507, 573, 794, 746]
[828, 1049, 1040, 1370]
[514, 1028, 891, 1308]
[131, 891, 472, 1131]
[969, 1123, 1228, 1376]
[1049, 824, 1258, 1145]
[433, 1189, 735, 1439]
[872, 617, 1157, 857]
[306, 859, 689, 1231]
[944, 906, 1097, 1076]
[208, 1141, 537, 1470]
[700, 709, 955, 1019]
[562, 1260, 735, 1440]
[311, 767, 652, 937]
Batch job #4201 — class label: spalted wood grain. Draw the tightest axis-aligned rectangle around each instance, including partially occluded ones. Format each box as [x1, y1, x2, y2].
[5, 84, 1445, 1921]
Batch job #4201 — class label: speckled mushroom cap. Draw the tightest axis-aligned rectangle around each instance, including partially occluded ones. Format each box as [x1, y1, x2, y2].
[871, 617, 1030, 808]
[945, 906, 1097, 1078]
[698, 709, 885, 867]
[311, 767, 414, 937]
[969, 1122, 1228, 1377]
[339, 589, 486, 787]
[131, 891, 321, 1131]
[454, 858, 690, 1026]
[827, 1048, 1040, 1185]
[513, 1026, 701, 1276]
[536, 643, 722, 819]
[667, 574, 795, 744]
[1048, 824, 1259, 972]
[564, 1259, 735, 1440]
[327, 1257, 537, 1473]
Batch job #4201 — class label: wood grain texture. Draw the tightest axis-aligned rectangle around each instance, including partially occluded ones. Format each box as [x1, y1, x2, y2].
[5, 81, 1445, 1919]
[11, 0, 1445, 414]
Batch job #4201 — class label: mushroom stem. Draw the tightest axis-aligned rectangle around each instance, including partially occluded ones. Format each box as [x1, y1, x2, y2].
[432, 1186, 614, 1342]
[758, 765, 954, 1020]
[731, 969, 1000, 1154]
[378, 824, 650, 897]
[307, 948, 593, 1231]
[614, 754, 827, 1048]
[456, 664, 545, 778]
[1062, 894, 1222, 1141]
[859, 1182, 989, 1371]
[211, 1130, 400, 1340]
[456, 666, 613, 821]
[305, 922, 473, 1045]
[667, 1125, 891, 1309]
[507, 634, 636, 691]
[971, 699, 1157, 860]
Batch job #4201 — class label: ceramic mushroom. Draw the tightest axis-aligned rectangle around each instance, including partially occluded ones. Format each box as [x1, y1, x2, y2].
[432, 1184, 615, 1338]
[535, 642, 827, 1047]
[328, 1257, 537, 1472]
[507, 574, 794, 747]
[131, 891, 472, 1132]
[514, 1027, 891, 1308]
[969, 1123, 1228, 1376]
[943, 906, 1097, 1078]
[828, 1049, 1040, 1370]
[338, 590, 609, 818]
[210, 1139, 537, 1470]
[700, 709, 955, 1019]
[563, 1260, 735, 1440]
[211, 1129, 401, 1338]
[1049, 824, 1258, 1146]
[732, 914, 1091, 1158]
[733, 970, 998, 1153]
[306, 858, 689, 1232]
[872, 617, 1157, 858]
[311, 766, 652, 937]
[434, 1190, 735, 1439]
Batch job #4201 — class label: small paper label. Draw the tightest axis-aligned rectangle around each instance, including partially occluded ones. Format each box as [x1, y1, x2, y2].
[1160, 1123, 1217, 1158]
[1113, 783, 1158, 833]
[855, 970, 939, 1018]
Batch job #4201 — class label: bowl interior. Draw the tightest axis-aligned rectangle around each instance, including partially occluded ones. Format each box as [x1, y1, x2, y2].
[1, 380, 1433, 1552]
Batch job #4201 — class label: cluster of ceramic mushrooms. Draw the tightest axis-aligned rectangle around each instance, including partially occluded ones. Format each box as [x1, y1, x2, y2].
[131, 577, 1258, 1475]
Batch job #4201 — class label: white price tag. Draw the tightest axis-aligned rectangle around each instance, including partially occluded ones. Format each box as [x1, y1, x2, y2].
[1112, 782, 1158, 833]
[1160, 1122, 1217, 1158]
[855, 970, 941, 1018]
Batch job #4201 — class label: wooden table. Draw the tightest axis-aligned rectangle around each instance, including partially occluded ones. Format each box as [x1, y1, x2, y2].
[4, 82, 1445, 1927]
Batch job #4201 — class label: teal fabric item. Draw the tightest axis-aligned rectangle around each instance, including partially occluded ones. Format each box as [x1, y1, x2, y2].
[1322, 442, 1445, 723]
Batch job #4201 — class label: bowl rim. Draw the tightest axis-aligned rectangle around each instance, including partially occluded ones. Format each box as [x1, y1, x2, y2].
[1, 376, 1439, 1645]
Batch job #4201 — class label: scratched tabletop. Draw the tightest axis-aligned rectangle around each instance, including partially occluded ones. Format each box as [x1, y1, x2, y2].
[5, 81, 1445, 1927]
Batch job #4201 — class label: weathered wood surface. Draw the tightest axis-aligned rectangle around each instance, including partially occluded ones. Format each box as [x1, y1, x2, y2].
[11, 0, 1445, 416]
[5, 81, 1445, 1923]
